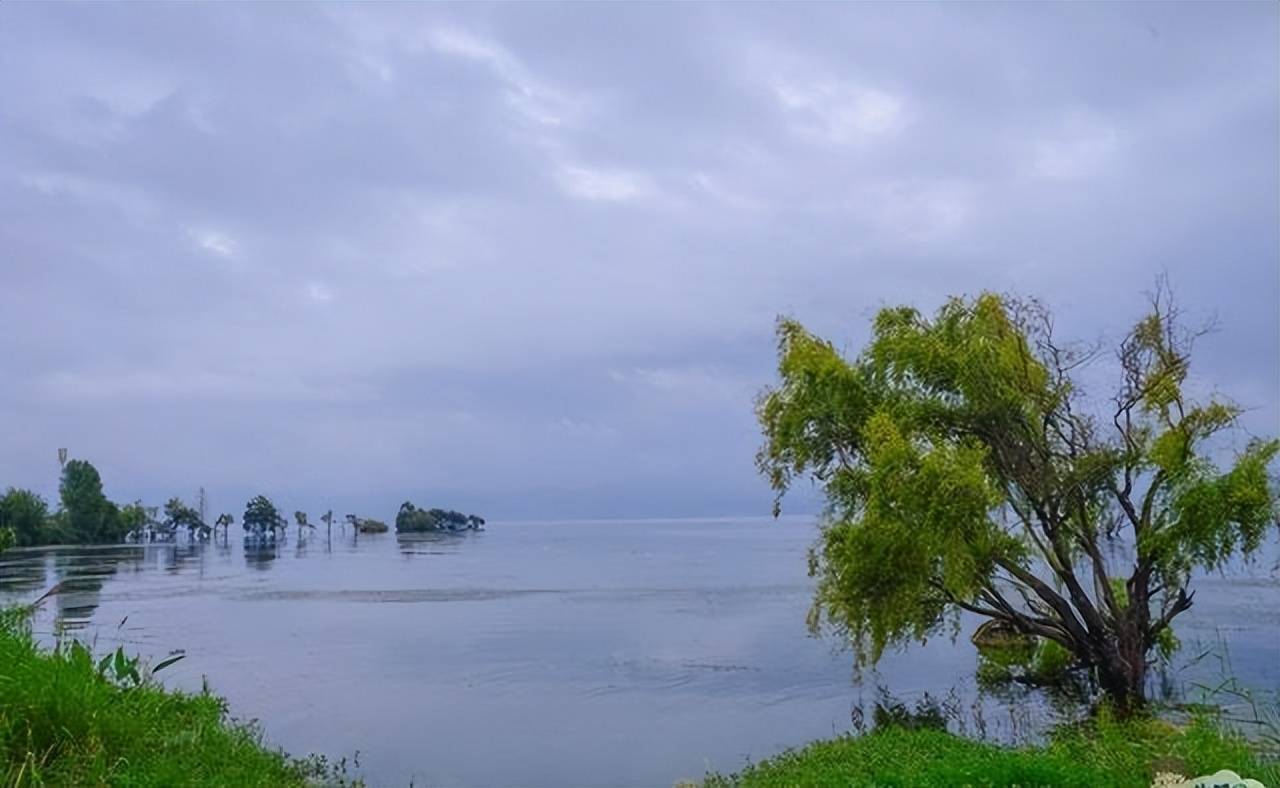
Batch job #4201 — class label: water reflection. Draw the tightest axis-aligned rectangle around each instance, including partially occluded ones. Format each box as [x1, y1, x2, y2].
[164, 543, 204, 574]
[0, 550, 49, 594]
[0, 540, 296, 626]
[49, 547, 132, 633]
[244, 541, 280, 570]
[396, 530, 477, 556]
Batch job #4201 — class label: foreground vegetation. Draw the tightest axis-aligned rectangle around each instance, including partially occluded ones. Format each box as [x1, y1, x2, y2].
[704, 714, 1279, 787]
[0, 609, 347, 786]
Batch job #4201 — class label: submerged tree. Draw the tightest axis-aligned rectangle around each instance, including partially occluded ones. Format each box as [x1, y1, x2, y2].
[757, 286, 1278, 712]
[163, 497, 207, 540]
[119, 501, 150, 541]
[395, 502, 485, 532]
[243, 495, 285, 538]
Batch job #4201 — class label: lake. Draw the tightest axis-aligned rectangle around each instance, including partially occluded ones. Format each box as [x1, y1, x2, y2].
[1, 517, 1277, 787]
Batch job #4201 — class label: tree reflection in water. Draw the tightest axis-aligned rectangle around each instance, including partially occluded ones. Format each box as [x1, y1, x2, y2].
[244, 541, 279, 570]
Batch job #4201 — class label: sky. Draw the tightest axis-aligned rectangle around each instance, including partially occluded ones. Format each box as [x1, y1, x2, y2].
[1, 3, 1276, 521]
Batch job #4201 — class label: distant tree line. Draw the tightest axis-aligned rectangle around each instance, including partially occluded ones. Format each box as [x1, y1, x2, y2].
[1, 460, 133, 546]
[0, 459, 233, 546]
[395, 502, 485, 532]
[1, 458, 481, 547]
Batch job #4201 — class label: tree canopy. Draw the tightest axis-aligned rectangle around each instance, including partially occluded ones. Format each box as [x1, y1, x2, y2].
[242, 495, 285, 536]
[118, 501, 150, 540]
[0, 488, 50, 547]
[58, 459, 126, 543]
[757, 287, 1278, 710]
[395, 502, 485, 532]
[163, 497, 206, 538]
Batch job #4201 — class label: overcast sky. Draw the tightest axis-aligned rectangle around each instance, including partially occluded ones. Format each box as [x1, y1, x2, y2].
[1, 3, 1276, 520]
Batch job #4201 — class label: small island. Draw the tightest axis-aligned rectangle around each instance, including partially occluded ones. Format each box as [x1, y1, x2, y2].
[395, 501, 485, 533]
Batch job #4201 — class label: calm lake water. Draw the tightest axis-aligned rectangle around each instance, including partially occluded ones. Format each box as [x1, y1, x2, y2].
[1, 517, 1277, 787]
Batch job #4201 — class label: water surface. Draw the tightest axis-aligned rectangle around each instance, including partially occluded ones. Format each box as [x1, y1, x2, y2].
[2, 518, 1276, 787]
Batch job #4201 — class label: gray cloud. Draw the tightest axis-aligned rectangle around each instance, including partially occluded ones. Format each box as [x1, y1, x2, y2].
[1, 3, 1275, 519]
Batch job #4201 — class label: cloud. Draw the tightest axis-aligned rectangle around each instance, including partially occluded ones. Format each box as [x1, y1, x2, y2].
[34, 368, 369, 404]
[611, 366, 755, 406]
[426, 26, 581, 127]
[1031, 112, 1121, 180]
[189, 229, 238, 259]
[774, 79, 906, 143]
[865, 179, 978, 242]
[305, 281, 335, 303]
[20, 172, 156, 221]
[0, 3, 1274, 517]
[555, 164, 652, 202]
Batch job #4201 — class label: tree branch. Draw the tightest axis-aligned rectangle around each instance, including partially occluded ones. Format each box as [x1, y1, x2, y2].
[1147, 587, 1194, 646]
[995, 557, 1096, 659]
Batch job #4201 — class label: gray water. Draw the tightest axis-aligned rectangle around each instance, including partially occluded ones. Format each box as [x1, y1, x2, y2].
[1, 517, 1277, 788]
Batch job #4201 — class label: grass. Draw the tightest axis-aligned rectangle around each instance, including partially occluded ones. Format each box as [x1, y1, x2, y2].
[704, 713, 1280, 787]
[0, 609, 349, 787]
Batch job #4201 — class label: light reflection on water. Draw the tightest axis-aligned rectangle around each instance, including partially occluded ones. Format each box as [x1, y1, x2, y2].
[1, 518, 1276, 788]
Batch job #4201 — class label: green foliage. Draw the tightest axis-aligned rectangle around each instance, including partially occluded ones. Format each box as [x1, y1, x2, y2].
[0, 612, 325, 786]
[1147, 439, 1280, 582]
[59, 460, 107, 540]
[757, 287, 1279, 707]
[871, 694, 948, 733]
[0, 528, 12, 554]
[703, 715, 1277, 787]
[1032, 638, 1073, 678]
[0, 471, 157, 548]
[975, 634, 1084, 694]
[0, 489, 50, 548]
[1048, 712, 1276, 785]
[242, 495, 285, 536]
[162, 497, 205, 538]
[357, 519, 389, 534]
[395, 502, 485, 532]
[57, 459, 128, 544]
[118, 500, 150, 538]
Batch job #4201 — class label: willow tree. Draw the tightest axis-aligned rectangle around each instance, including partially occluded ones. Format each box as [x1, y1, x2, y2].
[757, 288, 1277, 711]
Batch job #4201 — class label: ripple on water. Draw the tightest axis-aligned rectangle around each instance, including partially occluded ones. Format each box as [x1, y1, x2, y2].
[236, 588, 566, 603]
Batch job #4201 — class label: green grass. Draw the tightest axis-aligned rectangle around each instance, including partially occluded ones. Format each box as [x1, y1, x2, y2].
[0, 610, 344, 787]
[704, 714, 1280, 787]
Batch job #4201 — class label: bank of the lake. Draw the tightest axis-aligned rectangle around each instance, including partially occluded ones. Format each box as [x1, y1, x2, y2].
[702, 716, 1280, 787]
[0, 610, 349, 786]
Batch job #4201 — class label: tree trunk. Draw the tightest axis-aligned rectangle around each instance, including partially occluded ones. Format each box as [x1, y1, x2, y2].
[1095, 630, 1148, 715]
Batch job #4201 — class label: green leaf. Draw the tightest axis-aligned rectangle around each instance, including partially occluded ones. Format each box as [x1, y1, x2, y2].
[153, 653, 186, 674]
